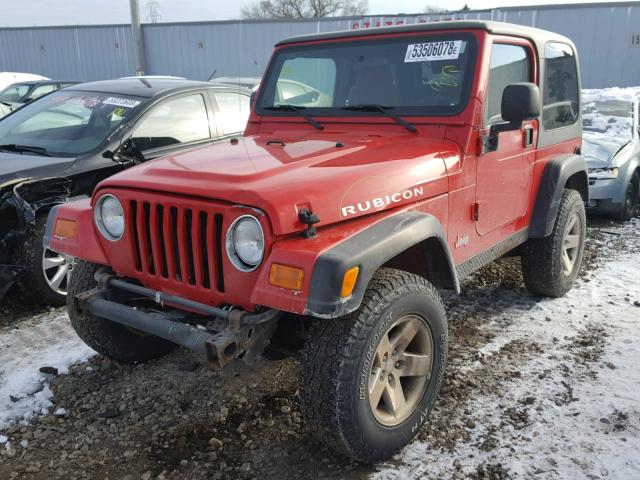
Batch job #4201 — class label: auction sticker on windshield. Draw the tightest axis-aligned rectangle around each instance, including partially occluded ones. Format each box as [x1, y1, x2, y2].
[404, 40, 462, 62]
[103, 97, 141, 108]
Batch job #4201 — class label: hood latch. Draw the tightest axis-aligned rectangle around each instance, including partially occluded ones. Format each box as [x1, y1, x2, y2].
[298, 208, 320, 239]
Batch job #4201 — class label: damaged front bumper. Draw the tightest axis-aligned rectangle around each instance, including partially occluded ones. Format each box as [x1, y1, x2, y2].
[0, 177, 72, 301]
[74, 271, 281, 368]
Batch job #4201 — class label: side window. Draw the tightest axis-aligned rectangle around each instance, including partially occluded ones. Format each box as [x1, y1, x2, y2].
[486, 44, 530, 124]
[132, 94, 210, 151]
[543, 42, 579, 130]
[213, 92, 250, 136]
[0, 85, 30, 102]
[28, 84, 57, 101]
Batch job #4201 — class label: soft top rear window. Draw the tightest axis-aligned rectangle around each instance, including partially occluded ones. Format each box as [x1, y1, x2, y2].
[257, 33, 477, 117]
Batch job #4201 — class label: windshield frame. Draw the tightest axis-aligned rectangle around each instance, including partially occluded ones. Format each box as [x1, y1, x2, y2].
[256, 32, 478, 119]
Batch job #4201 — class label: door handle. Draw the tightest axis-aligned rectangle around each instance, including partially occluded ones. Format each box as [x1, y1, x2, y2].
[523, 126, 534, 147]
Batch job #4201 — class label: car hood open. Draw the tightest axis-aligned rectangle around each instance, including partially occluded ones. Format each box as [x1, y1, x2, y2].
[96, 130, 458, 235]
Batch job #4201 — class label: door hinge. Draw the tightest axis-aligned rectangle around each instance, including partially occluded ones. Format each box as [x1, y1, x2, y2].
[472, 202, 480, 221]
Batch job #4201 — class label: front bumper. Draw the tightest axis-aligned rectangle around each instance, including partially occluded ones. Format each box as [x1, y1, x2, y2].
[77, 272, 280, 368]
[587, 177, 625, 214]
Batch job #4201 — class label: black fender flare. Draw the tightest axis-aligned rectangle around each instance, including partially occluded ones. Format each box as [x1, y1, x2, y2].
[305, 211, 459, 319]
[529, 154, 589, 238]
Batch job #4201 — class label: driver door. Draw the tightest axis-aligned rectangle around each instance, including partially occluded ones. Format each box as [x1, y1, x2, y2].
[476, 41, 537, 236]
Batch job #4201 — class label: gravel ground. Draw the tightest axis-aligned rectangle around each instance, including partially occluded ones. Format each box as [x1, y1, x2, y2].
[0, 216, 638, 480]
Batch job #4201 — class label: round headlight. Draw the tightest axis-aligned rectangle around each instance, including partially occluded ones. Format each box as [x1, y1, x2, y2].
[226, 215, 264, 271]
[94, 194, 125, 241]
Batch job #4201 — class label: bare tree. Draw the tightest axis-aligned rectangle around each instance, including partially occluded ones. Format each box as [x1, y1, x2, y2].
[241, 0, 368, 19]
[423, 5, 447, 13]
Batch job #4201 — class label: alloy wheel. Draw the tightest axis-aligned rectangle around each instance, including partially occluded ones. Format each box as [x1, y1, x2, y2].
[368, 314, 434, 426]
[561, 212, 582, 276]
[42, 248, 71, 295]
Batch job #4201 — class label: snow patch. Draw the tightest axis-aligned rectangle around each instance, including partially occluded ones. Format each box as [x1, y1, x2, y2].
[0, 310, 95, 429]
[374, 253, 640, 479]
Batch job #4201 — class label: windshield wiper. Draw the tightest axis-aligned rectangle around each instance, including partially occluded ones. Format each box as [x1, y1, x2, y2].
[263, 104, 324, 130]
[342, 104, 417, 133]
[0, 144, 52, 156]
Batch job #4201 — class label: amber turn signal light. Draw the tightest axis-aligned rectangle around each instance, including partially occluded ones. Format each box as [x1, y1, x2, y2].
[269, 263, 305, 291]
[54, 218, 77, 239]
[341, 266, 360, 298]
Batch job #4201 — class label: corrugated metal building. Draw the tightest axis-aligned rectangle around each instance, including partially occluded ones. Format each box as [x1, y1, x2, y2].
[0, 2, 639, 88]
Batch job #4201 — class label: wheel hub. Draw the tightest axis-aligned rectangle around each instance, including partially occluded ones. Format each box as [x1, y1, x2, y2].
[561, 212, 582, 277]
[368, 314, 434, 426]
[42, 248, 73, 296]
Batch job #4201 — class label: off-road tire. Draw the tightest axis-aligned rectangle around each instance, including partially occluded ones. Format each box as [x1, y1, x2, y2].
[521, 189, 586, 297]
[15, 216, 67, 306]
[298, 268, 447, 463]
[617, 171, 639, 221]
[67, 260, 176, 362]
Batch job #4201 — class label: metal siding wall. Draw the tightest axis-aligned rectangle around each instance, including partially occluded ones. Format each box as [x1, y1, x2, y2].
[0, 26, 135, 81]
[0, 3, 639, 87]
[494, 5, 640, 88]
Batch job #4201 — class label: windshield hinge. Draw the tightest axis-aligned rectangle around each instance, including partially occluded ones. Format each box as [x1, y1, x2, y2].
[298, 208, 320, 239]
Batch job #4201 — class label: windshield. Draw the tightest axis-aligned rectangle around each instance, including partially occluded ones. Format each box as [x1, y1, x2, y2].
[582, 99, 634, 139]
[0, 90, 143, 157]
[258, 33, 476, 117]
[0, 83, 32, 103]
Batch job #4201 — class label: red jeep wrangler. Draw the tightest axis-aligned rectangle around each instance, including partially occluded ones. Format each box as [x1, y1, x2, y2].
[46, 21, 588, 462]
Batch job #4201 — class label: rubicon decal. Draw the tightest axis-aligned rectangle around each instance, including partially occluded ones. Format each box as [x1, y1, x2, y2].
[341, 187, 425, 217]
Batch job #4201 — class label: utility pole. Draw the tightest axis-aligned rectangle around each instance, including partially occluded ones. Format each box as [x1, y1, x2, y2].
[129, 0, 146, 75]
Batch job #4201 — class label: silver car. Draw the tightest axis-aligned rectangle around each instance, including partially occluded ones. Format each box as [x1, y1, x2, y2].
[582, 88, 640, 220]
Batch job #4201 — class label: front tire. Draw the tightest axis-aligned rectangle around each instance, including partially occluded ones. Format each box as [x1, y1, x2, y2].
[67, 260, 176, 362]
[617, 171, 639, 221]
[16, 216, 69, 306]
[521, 189, 586, 297]
[298, 268, 447, 463]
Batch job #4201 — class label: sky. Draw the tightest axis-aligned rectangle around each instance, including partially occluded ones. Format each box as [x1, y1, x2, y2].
[0, 0, 633, 27]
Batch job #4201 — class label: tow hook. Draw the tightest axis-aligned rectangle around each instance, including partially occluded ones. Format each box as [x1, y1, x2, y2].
[205, 315, 278, 369]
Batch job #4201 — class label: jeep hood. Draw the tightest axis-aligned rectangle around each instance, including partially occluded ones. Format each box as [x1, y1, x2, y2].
[97, 132, 457, 235]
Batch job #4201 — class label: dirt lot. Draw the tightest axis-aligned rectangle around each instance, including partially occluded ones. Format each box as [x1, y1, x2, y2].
[0, 217, 639, 480]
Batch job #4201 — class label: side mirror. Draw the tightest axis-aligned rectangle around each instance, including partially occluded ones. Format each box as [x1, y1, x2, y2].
[249, 90, 257, 108]
[501, 82, 541, 122]
[484, 82, 540, 153]
[103, 138, 145, 164]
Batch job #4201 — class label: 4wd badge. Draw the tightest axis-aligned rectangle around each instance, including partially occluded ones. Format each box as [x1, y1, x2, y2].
[455, 234, 470, 249]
